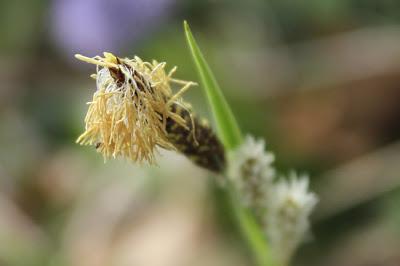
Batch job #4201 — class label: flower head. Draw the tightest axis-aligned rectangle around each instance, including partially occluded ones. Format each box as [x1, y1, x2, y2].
[227, 135, 318, 262]
[75, 52, 195, 164]
[264, 172, 318, 264]
[228, 135, 275, 212]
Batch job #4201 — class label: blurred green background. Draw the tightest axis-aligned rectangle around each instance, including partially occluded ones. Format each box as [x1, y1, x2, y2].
[1, 0, 400, 265]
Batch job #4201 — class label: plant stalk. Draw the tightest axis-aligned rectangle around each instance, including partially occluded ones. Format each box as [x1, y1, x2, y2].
[184, 21, 277, 266]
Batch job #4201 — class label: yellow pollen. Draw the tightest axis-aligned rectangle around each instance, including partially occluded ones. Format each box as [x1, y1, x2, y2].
[75, 53, 196, 164]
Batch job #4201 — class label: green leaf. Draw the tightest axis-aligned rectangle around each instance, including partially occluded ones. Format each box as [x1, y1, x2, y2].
[183, 21, 242, 150]
[184, 21, 276, 266]
[228, 183, 276, 266]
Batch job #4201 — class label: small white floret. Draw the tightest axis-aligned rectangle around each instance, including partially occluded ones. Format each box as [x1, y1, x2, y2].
[264, 172, 318, 264]
[227, 135, 275, 212]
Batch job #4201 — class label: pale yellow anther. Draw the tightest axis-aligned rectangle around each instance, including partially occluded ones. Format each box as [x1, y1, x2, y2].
[75, 54, 118, 68]
[103, 52, 118, 64]
[76, 52, 196, 164]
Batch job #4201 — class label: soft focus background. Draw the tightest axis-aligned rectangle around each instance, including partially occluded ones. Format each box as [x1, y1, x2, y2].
[1, 0, 400, 265]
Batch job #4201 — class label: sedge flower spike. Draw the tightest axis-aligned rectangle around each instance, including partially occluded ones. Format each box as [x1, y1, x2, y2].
[264, 172, 318, 265]
[75, 52, 226, 172]
[227, 135, 318, 264]
[228, 135, 275, 214]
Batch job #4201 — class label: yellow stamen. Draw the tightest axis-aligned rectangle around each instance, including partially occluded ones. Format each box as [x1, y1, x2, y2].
[75, 53, 196, 164]
[75, 54, 118, 69]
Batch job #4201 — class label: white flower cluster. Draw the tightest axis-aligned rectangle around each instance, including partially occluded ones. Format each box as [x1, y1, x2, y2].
[227, 136, 318, 265]
[265, 173, 318, 264]
[228, 136, 275, 215]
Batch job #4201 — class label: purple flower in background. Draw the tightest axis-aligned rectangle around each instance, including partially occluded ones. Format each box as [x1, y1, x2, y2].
[51, 0, 175, 58]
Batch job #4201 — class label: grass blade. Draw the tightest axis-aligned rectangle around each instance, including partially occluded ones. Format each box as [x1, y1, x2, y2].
[184, 21, 275, 266]
[183, 21, 242, 150]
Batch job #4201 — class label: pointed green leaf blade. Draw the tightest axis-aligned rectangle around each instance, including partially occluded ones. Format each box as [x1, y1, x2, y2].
[184, 21, 242, 150]
[184, 21, 276, 266]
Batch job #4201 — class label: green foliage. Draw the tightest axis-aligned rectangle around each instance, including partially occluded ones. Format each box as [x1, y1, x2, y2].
[184, 21, 276, 266]
[184, 21, 242, 150]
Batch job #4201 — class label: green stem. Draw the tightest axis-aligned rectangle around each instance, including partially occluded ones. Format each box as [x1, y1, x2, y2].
[227, 183, 276, 266]
[184, 21, 277, 266]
